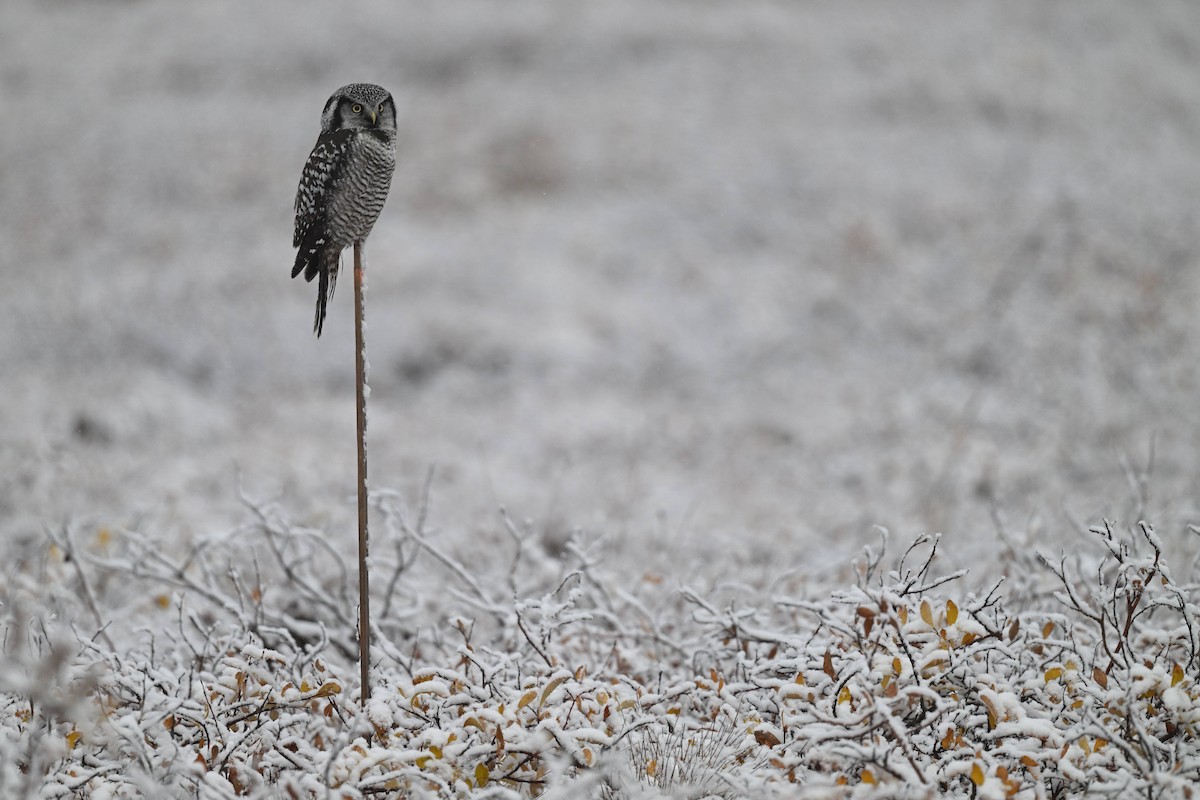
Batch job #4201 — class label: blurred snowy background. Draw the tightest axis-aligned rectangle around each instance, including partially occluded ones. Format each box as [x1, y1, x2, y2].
[3, 0, 1200, 573]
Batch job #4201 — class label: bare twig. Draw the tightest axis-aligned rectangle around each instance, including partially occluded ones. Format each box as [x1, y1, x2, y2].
[48, 524, 116, 652]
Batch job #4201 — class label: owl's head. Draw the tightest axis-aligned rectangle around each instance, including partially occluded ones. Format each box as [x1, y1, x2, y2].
[320, 83, 396, 135]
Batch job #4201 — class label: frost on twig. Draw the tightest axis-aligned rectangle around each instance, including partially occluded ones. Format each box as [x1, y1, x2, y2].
[1, 499, 1199, 798]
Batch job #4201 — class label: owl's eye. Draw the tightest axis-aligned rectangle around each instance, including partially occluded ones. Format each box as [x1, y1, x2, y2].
[378, 102, 385, 112]
[351, 104, 362, 114]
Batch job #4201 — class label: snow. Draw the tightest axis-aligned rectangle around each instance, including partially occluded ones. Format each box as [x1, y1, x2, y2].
[4, 0, 1200, 796]
[2, 0, 1198, 557]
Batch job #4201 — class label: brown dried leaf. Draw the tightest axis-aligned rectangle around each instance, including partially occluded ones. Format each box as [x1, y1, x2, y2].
[753, 729, 781, 748]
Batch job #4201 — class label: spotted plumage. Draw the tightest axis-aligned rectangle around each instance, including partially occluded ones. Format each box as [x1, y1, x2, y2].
[292, 83, 397, 336]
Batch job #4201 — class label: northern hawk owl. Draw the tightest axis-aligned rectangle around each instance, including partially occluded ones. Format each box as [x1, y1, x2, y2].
[292, 83, 397, 336]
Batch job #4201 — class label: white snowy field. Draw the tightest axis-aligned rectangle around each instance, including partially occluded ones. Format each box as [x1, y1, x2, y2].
[3, 1, 1200, 797]
[3, 0, 1199, 557]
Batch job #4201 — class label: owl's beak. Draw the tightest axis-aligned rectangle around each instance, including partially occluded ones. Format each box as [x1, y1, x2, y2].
[367, 110, 378, 126]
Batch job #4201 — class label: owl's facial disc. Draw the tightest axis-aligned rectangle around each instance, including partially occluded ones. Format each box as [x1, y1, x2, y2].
[346, 100, 377, 127]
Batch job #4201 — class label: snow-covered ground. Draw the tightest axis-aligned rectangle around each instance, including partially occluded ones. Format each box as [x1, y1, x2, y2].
[5, 0, 1200, 561]
[3, 2, 1200, 796]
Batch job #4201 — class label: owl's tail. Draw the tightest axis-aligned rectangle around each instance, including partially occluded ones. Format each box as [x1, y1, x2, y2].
[293, 243, 340, 337]
[315, 255, 340, 337]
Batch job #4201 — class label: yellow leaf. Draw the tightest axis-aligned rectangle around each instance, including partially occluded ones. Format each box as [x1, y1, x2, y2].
[1093, 667, 1108, 688]
[946, 599, 958, 625]
[892, 656, 902, 675]
[429, 745, 443, 759]
[941, 728, 954, 749]
[1172, 663, 1184, 687]
[861, 768, 876, 785]
[1044, 667, 1063, 683]
[66, 730, 82, 749]
[517, 690, 537, 710]
[838, 686, 851, 705]
[314, 682, 342, 698]
[961, 632, 977, 646]
[1042, 621, 1054, 639]
[540, 675, 568, 709]
[970, 762, 984, 786]
[898, 606, 908, 624]
[96, 528, 112, 547]
[1094, 737, 1107, 750]
[920, 600, 934, 627]
[155, 595, 171, 609]
[921, 658, 945, 678]
[981, 697, 998, 730]
[474, 764, 489, 787]
[1020, 755, 1037, 769]
[646, 759, 657, 778]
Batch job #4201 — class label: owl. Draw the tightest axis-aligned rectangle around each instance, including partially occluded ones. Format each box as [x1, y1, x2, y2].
[292, 83, 398, 336]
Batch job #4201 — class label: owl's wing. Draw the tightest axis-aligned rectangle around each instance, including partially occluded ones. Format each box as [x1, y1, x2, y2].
[293, 129, 355, 250]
